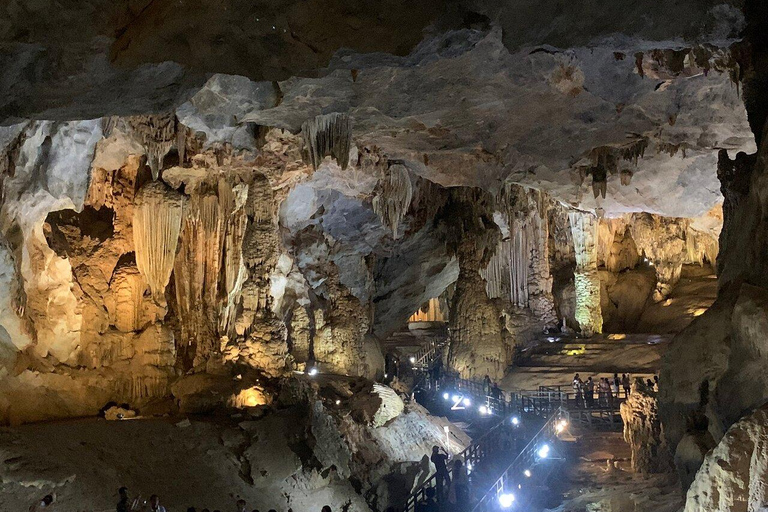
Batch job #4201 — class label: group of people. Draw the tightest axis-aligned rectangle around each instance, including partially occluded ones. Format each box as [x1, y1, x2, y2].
[30, 488, 337, 512]
[571, 373, 659, 407]
[420, 446, 469, 512]
[481, 375, 504, 402]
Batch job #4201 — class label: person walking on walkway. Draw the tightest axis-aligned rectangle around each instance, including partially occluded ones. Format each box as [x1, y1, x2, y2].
[572, 373, 584, 408]
[451, 459, 469, 512]
[430, 446, 451, 500]
[585, 376, 595, 408]
[622, 373, 631, 397]
[612, 373, 620, 397]
[483, 375, 492, 397]
[598, 378, 608, 407]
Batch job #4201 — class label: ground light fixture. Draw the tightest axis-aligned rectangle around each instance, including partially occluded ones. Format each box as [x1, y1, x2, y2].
[462, 397, 471, 407]
[523, 469, 532, 478]
[555, 419, 568, 433]
[479, 405, 489, 415]
[499, 493, 516, 508]
[443, 392, 450, 400]
[409, 356, 416, 363]
[511, 416, 520, 426]
[537, 444, 550, 459]
[307, 367, 319, 376]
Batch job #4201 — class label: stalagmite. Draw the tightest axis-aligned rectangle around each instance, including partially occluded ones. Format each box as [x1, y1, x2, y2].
[128, 114, 177, 180]
[372, 163, 413, 238]
[301, 113, 351, 170]
[568, 210, 603, 336]
[133, 181, 185, 300]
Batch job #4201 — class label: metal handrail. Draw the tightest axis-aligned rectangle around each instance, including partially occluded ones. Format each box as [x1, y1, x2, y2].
[404, 407, 521, 512]
[470, 406, 568, 512]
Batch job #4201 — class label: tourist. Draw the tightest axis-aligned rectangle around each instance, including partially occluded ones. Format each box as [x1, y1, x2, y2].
[612, 373, 620, 396]
[585, 376, 595, 407]
[236, 500, 247, 512]
[430, 354, 443, 389]
[606, 377, 614, 405]
[483, 374, 492, 396]
[116, 487, 134, 512]
[148, 495, 167, 512]
[451, 459, 469, 511]
[491, 382, 503, 403]
[647, 378, 655, 389]
[29, 494, 54, 511]
[598, 378, 608, 406]
[430, 445, 451, 499]
[415, 487, 438, 512]
[654, 375, 659, 391]
[322, 506, 332, 512]
[572, 373, 584, 407]
[622, 374, 631, 397]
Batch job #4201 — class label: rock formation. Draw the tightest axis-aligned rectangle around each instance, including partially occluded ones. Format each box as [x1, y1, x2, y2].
[569, 210, 603, 336]
[620, 379, 673, 474]
[683, 405, 768, 512]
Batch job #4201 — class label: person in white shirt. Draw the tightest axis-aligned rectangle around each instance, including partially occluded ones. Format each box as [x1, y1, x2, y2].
[147, 495, 166, 512]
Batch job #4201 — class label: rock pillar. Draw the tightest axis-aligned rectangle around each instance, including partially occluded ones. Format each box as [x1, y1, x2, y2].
[568, 210, 602, 336]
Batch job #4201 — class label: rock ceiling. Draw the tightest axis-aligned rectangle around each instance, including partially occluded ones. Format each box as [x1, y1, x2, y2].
[0, 0, 755, 218]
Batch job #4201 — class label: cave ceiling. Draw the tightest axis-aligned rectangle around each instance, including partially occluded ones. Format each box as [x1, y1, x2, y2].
[0, 0, 755, 218]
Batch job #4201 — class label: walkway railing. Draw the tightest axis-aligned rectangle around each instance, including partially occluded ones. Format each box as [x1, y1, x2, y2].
[404, 409, 521, 512]
[470, 407, 569, 512]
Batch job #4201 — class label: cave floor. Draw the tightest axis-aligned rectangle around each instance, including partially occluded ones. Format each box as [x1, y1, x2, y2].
[503, 333, 665, 391]
[544, 429, 683, 512]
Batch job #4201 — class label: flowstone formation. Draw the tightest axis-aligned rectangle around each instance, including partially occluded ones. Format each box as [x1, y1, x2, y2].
[620, 380, 673, 474]
[568, 210, 603, 336]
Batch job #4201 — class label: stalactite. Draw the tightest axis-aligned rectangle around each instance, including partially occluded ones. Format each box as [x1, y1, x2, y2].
[133, 181, 185, 300]
[173, 190, 226, 360]
[372, 163, 413, 238]
[127, 114, 177, 180]
[620, 169, 633, 185]
[301, 112, 351, 170]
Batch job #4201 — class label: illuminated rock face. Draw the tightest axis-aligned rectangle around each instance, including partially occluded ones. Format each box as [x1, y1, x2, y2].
[0, 0, 759, 427]
[620, 380, 673, 474]
[568, 211, 603, 336]
[683, 405, 768, 512]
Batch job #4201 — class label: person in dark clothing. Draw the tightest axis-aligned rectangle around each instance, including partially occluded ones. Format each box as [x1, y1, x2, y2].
[116, 487, 134, 512]
[452, 459, 469, 511]
[415, 487, 438, 512]
[430, 354, 443, 389]
[430, 445, 451, 499]
[654, 375, 659, 390]
[585, 377, 595, 407]
[483, 375, 492, 396]
[321, 507, 332, 512]
[622, 373, 631, 397]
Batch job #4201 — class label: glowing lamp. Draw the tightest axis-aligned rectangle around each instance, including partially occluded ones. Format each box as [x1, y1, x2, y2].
[499, 493, 515, 508]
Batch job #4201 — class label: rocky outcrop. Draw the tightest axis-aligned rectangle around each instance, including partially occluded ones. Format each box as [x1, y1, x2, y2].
[620, 380, 672, 474]
[683, 405, 768, 512]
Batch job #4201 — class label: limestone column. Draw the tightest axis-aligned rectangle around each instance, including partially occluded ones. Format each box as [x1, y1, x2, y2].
[527, 194, 558, 327]
[568, 210, 603, 336]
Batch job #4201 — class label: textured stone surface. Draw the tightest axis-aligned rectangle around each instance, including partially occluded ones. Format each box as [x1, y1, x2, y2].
[620, 380, 673, 474]
[684, 405, 768, 512]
